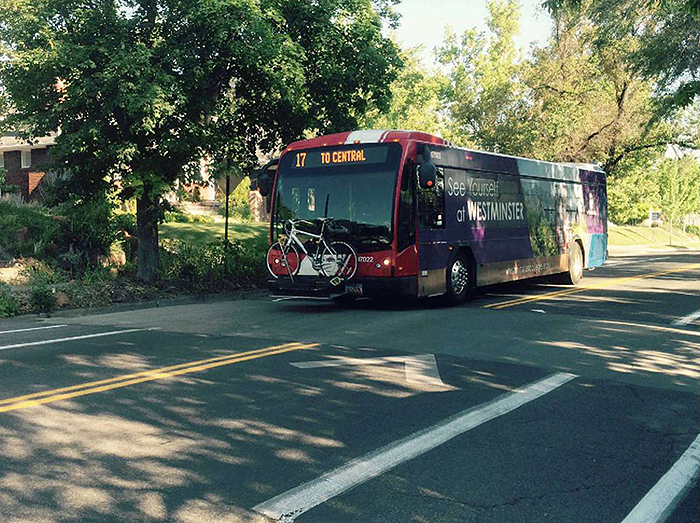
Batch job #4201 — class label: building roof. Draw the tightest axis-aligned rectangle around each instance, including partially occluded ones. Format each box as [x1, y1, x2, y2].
[0, 132, 57, 152]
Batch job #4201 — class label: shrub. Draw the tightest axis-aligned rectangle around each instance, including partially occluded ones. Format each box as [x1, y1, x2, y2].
[0, 199, 62, 259]
[29, 284, 57, 314]
[684, 224, 700, 237]
[0, 283, 18, 317]
[20, 260, 68, 286]
[55, 195, 119, 268]
[163, 211, 215, 224]
[159, 238, 266, 289]
[114, 212, 137, 236]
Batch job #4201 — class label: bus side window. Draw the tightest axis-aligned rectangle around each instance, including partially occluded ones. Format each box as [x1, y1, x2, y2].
[418, 167, 445, 229]
[397, 167, 416, 251]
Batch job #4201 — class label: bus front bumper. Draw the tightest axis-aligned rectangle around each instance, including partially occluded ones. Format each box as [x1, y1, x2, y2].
[267, 275, 417, 299]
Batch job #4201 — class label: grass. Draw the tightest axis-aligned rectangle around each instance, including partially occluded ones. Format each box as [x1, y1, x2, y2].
[609, 224, 700, 247]
[160, 220, 269, 250]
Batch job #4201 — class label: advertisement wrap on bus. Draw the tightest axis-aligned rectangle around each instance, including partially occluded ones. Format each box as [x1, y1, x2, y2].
[257, 130, 607, 304]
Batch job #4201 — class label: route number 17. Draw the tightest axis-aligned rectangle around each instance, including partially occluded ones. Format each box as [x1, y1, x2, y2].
[296, 152, 307, 168]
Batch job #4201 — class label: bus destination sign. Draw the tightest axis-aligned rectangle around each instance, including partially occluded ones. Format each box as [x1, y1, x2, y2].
[292, 145, 388, 169]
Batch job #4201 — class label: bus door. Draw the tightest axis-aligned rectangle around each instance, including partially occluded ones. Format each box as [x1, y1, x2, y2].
[416, 167, 448, 297]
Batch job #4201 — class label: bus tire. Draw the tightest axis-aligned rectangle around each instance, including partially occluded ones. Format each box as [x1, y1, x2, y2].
[564, 241, 584, 285]
[445, 252, 473, 305]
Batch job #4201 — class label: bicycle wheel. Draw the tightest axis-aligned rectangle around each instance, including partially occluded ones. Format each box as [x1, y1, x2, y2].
[320, 241, 357, 281]
[266, 242, 300, 278]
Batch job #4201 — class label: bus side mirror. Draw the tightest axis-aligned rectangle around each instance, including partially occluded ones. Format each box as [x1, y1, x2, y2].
[418, 161, 437, 189]
[257, 172, 271, 197]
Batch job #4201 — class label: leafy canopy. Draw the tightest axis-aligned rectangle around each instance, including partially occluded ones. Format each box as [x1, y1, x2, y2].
[542, 0, 700, 114]
[0, 0, 402, 280]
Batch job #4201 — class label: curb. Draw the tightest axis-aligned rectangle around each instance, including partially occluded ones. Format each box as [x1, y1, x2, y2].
[32, 287, 268, 320]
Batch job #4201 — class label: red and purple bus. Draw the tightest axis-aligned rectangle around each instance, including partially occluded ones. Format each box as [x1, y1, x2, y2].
[257, 130, 607, 304]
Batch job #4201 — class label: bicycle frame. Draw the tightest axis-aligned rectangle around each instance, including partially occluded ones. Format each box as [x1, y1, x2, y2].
[284, 220, 333, 270]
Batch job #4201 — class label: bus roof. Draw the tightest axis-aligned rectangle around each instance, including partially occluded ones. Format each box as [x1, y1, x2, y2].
[284, 130, 450, 150]
[283, 130, 605, 182]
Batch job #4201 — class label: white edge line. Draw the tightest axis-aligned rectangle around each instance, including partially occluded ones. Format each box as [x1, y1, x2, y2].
[0, 324, 68, 335]
[672, 308, 700, 326]
[621, 433, 700, 523]
[272, 296, 331, 302]
[253, 372, 577, 521]
[0, 327, 162, 351]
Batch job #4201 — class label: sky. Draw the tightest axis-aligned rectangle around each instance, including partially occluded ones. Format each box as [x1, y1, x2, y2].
[389, 0, 554, 68]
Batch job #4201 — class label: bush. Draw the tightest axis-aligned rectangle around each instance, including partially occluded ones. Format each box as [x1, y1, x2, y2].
[684, 224, 700, 237]
[0, 283, 18, 317]
[163, 211, 215, 224]
[159, 238, 266, 288]
[55, 195, 119, 268]
[20, 260, 68, 286]
[0, 168, 19, 196]
[30, 284, 57, 314]
[0, 194, 119, 273]
[114, 212, 137, 236]
[0, 199, 62, 259]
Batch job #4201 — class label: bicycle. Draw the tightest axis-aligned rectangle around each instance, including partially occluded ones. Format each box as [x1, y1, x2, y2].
[266, 218, 358, 285]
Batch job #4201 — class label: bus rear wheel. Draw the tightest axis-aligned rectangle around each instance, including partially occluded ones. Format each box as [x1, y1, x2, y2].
[445, 252, 473, 305]
[564, 241, 584, 285]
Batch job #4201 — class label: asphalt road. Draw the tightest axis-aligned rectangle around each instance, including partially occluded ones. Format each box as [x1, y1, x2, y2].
[0, 250, 698, 523]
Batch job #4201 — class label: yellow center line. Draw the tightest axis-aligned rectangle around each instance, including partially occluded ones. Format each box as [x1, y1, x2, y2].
[483, 263, 700, 310]
[0, 342, 316, 414]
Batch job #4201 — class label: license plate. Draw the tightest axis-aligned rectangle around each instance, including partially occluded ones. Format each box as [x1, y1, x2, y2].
[344, 283, 363, 295]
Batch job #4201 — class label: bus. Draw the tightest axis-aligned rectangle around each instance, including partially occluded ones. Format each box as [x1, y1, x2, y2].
[257, 130, 607, 304]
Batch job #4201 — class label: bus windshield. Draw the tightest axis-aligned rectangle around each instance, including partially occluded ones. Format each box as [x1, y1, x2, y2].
[272, 143, 402, 253]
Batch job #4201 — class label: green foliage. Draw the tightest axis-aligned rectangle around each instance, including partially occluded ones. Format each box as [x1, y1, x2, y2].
[0, 283, 18, 317]
[0, 168, 19, 196]
[542, 0, 700, 115]
[218, 177, 252, 222]
[163, 211, 215, 224]
[0, 199, 62, 259]
[113, 212, 137, 237]
[159, 239, 266, 288]
[657, 156, 700, 232]
[685, 224, 700, 237]
[19, 261, 64, 314]
[29, 285, 58, 314]
[54, 195, 119, 270]
[0, 195, 118, 273]
[437, 0, 531, 152]
[608, 168, 659, 224]
[0, 0, 401, 282]
[359, 46, 449, 137]
[20, 261, 68, 287]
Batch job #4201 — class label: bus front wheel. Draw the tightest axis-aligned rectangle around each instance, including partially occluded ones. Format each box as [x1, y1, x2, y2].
[445, 252, 473, 305]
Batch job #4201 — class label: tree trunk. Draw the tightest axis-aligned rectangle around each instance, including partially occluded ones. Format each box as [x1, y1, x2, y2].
[137, 189, 160, 283]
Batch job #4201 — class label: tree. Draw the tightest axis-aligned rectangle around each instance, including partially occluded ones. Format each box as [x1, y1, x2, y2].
[542, 0, 700, 114]
[358, 45, 449, 137]
[657, 156, 700, 243]
[523, 9, 675, 173]
[436, 0, 534, 153]
[0, 0, 401, 282]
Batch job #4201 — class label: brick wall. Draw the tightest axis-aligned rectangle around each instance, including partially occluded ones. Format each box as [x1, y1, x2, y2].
[1, 147, 51, 201]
